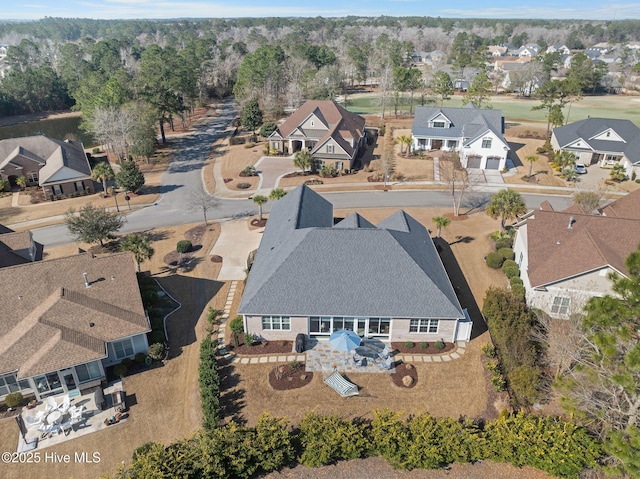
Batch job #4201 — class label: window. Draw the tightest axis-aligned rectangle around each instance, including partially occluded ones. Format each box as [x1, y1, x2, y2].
[481, 138, 492, 149]
[273, 141, 279, 150]
[327, 144, 334, 153]
[433, 121, 445, 128]
[518, 252, 523, 268]
[112, 338, 134, 359]
[34, 372, 62, 395]
[75, 181, 85, 192]
[75, 361, 103, 383]
[310, 120, 315, 127]
[52, 184, 63, 195]
[368, 318, 391, 336]
[0, 373, 30, 396]
[261, 316, 291, 330]
[409, 319, 439, 333]
[310, 316, 332, 334]
[447, 140, 458, 149]
[27, 172, 38, 183]
[551, 297, 570, 315]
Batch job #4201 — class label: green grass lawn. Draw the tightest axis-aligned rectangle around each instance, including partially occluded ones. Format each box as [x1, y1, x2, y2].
[344, 93, 640, 127]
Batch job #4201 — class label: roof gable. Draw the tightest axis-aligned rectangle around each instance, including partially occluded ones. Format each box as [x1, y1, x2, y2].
[590, 128, 626, 142]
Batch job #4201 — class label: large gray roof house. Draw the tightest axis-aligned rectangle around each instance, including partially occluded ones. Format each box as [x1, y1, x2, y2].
[551, 117, 640, 177]
[238, 185, 471, 343]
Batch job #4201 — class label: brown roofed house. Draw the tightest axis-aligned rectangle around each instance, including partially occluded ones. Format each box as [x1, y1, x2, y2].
[268, 100, 366, 171]
[0, 135, 93, 200]
[0, 252, 150, 402]
[513, 195, 640, 318]
[0, 224, 42, 268]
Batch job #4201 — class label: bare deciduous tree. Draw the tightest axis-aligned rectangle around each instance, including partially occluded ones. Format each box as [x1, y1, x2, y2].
[188, 188, 219, 225]
[439, 154, 473, 217]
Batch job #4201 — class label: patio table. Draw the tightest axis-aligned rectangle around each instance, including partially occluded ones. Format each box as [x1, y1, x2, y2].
[47, 410, 62, 425]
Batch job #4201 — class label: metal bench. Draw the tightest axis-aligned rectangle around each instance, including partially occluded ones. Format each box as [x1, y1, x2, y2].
[323, 370, 359, 397]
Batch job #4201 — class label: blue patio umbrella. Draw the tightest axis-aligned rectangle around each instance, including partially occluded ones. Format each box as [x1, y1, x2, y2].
[329, 329, 361, 352]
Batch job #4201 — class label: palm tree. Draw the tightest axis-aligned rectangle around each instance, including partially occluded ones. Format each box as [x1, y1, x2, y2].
[294, 150, 313, 174]
[252, 194, 268, 221]
[397, 135, 413, 158]
[486, 189, 527, 231]
[92, 161, 115, 195]
[269, 188, 286, 200]
[432, 216, 451, 238]
[120, 233, 154, 272]
[16, 176, 27, 190]
[526, 155, 538, 178]
[0, 177, 9, 192]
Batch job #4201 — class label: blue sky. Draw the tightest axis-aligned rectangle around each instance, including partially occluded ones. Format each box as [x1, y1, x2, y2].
[6, 0, 640, 21]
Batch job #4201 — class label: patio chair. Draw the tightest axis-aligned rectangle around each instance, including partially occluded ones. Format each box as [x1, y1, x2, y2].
[323, 369, 359, 397]
[45, 396, 58, 412]
[352, 354, 364, 368]
[24, 410, 46, 429]
[58, 394, 71, 413]
[37, 422, 55, 438]
[378, 345, 391, 360]
[70, 405, 84, 422]
[381, 356, 393, 370]
[58, 418, 73, 436]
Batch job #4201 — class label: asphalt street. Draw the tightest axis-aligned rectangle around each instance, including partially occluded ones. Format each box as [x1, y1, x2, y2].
[31, 105, 575, 247]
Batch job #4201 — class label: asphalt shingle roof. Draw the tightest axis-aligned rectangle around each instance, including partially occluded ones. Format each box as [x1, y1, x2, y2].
[552, 118, 640, 165]
[239, 185, 464, 320]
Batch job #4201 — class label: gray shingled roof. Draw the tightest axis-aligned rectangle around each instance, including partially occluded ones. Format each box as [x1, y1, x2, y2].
[552, 118, 640, 165]
[412, 106, 506, 147]
[239, 185, 464, 319]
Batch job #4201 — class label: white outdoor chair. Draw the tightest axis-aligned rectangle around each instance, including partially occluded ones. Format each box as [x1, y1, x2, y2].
[58, 394, 71, 413]
[378, 345, 391, 360]
[24, 410, 46, 429]
[381, 356, 393, 370]
[58, 418, 73, 436]
[45, 396, 58, 412]
[70, 405, 84, 422]
[37, 422, 55, 438]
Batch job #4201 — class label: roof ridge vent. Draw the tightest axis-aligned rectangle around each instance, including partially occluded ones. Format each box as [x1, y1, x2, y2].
[568, 216, 575, 229]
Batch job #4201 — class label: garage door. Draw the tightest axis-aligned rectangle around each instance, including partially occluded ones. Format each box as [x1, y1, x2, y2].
[486, 157, 501, 170]
[467, 155, 482, 168]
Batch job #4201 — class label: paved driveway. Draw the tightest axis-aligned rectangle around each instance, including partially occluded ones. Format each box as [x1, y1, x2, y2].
[254, 155, 297, 193]
[209, 219, 263, 280]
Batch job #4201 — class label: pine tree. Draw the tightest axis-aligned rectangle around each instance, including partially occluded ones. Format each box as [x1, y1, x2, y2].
[115, 159, 145, 193]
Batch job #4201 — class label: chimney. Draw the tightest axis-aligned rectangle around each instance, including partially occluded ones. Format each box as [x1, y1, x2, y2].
[82, 272, 90, 288]
[568, 216, 575, 229]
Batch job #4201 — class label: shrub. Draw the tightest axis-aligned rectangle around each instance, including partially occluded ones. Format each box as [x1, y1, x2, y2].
[319, 164, 338, 177]
[497, 248, 514, 261]
[244, 142, 256, 149]
[122, 357, 134, 368]
[176, 240, 192, 253]
[4, 392, 23, 408]
[509, 276, 524, 288]
[240, 165, 257, 177]
[481, 343, 496, 358]
[502, 260, 520, 279]
[148, 330, 166, 344]
[230, 316, 244, 347]
[244, 332, 256, 345]
[259, 122, 277, 138]
[495, 238, 512, 250]
[290, 360, 303, 371]
[229, 136, 246, 145]
[434, 340, 445, 350]
[92, 147, 101, 154]
[134, 352, 147, 364]
[486, 251, 504, 269]
[237, 182, 251, 189]
[420, 342, 429, 349]
[114, 363, 128, 378]
[404, 341, 415, 348]
[199, 336, 220, 430]
[148, 342, 165, 361]
[299, 413, 369, 467]
[511, 284, 525, 300]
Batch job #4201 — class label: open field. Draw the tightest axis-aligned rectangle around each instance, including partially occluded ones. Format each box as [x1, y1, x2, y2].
[346, 92, 640, 126]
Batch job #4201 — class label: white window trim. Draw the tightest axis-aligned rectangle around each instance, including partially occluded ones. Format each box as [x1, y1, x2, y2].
[481, 138, 492, 149]
[327, 144, 334, 153]
[261, 315, 291, 331]
[112, 337, 134, 359]
[551, 296, 570, 315]
[409, 318, 439, 333]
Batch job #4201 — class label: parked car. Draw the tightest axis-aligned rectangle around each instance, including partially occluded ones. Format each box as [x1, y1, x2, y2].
[574, 163, 587, 174]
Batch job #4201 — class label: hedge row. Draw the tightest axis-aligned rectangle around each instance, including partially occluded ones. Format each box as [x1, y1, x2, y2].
[198, 336, 220, 430]
[119, 411, 600, 479]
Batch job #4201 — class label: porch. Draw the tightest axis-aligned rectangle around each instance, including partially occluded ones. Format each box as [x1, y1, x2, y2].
[16, 381, 128, 453]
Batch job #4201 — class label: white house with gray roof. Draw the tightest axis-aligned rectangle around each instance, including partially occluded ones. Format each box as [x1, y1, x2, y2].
[411, 106, 509, 170]
[551, 117, 640, 177]
[238, 185, 472, 344]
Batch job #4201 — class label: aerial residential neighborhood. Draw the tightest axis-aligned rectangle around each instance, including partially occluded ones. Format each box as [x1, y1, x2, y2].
[0, 11, 639, 479]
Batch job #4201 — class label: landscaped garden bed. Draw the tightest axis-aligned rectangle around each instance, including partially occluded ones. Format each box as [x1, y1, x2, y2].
[390, 362, 418, 388]
[391, 341, 455, 355]
[268, 362, 313, 390]
[228, 333, 293, 355]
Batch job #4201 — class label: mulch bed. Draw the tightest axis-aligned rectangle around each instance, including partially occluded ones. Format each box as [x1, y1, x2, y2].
[268, 363, 314, 390]
[250, 218, 267, 227]
[210, 255, 222, 263]
[391, 341, 456, 355]
[184, 224, 206, 243]
[390, 362, 418, 388]
[163, 225, 206, 266]
[228, 335, 294, 355]
[444, 212, 469, 221]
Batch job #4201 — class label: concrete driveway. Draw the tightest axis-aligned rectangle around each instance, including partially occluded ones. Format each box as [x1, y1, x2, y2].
[209, 219, 263, 280]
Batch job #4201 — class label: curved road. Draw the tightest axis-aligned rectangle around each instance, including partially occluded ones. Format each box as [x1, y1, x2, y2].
[32, 103, 575, 247]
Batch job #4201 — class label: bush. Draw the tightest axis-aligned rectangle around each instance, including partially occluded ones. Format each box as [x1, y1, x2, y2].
[237, 182, 251, 189]
[148, 330, 166, 344]
[176, 240, 192, 254]
[148, 342, 165, 361]
[229, 136, 247, 145]
[230, 316, 244, 348]
[486, 251, 504, 269]
[199, 336, 220, 430]
[434, 340, 445, 350]
[497, 248, 514, 261]
[481, 343, 496, 358]
[114, 363, 128, 378]
[502, 260, 520, 279]
[509, 276, 524, 288]
[495, 238, 512, 250]
[319, 164, 338, 177]
[134, 352, 147, 364]
[4, 392, 23, 408]
[511, 284, 525, 300]
[420, 342, 428, 349]
[404, 341, 415, 348]
[259, 122, 277, 138]
[239, 165, 257, 177]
